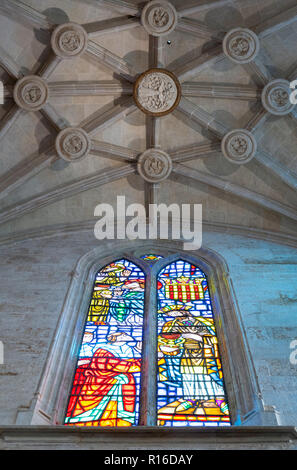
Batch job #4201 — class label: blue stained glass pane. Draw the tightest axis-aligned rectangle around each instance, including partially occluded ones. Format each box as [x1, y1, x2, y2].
[157, 260, 231, 427]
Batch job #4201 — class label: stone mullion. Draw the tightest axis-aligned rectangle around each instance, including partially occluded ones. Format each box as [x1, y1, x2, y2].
[83, 16, 140, 37]
[0, 0, 53, 29]
[49, 80, 133, 97]
[139, 269, 158, 426]
[175, 96, 229, 139]
[176, 18, 224, 41]
[85, 40, 139, 83]
[90, 139, 139, 161]
[173, 45, 224, 83]
[253, 5, 297, 38]
[173, 163, 297, 222]
[0, 105, 23, 141]
[81, 97, 137, 135]
[170, 141, 222, 163]
[182, 83, 261, 101]
[176, 0, 232, 17]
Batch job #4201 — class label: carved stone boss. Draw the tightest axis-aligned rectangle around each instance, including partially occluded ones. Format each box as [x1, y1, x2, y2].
[13, 75, 49, 111]
[134, 68, 181, 116]
[51, 23, 88, 59]
[222, 129, 257, 164]
[137, 148, 173, 183]
[262, 79, 295, 116]
[141, 0, 178, 37]
[223, 28, 260, 64]
[55, 127, 91, 162]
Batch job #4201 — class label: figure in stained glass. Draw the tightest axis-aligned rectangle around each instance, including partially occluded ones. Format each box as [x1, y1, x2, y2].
[157, 260, 230, 427]
[65, 259, 145, 427]
[65, 335, 141, 426]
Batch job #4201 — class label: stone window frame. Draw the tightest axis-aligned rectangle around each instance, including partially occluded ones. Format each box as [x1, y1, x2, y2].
[24, 239, 277, 427]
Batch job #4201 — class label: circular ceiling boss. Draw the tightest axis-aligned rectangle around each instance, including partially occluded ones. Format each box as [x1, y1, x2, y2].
[51, 22, 88, 59]
[13, 75, 49, 111]
[261, 79, 295, 116]
[55, 127, 91, 162]
[223, 28, 260, 64]
[137, 148, 173, 183]
[133, 68, 181, 116]
[141, 0, 178, 37]
[221, 129, 257, 164]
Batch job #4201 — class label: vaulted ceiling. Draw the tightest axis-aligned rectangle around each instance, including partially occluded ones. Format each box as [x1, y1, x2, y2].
[0, 0, 296, 240]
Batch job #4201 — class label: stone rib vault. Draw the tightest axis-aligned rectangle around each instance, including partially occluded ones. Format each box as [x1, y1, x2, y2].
[0, 0, 296, 233]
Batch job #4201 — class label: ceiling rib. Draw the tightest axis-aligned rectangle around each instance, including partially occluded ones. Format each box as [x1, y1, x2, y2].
[100, 0, 141, 17]
[175, 96, 229, 139]
[176, 18, 224, 41]
[177, 0, 232, 17]
[0, 45, 23, 79]
[0, 146, 57, 201]
[83, 15, 140, 37]
[173, 163, 297, 222]
[86, 40, 139, 82]
[48, 80, 133, 97]
[254, 5, 297, 38]
[0, 0, 53, 29]
[0, 164, 136, 225]
[81, 97, 137, 135]
[91, 140, 139, 161]
[170, 142, 222, 163]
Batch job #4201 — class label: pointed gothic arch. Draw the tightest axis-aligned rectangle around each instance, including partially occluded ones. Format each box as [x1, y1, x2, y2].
[27, 240, 277, 427]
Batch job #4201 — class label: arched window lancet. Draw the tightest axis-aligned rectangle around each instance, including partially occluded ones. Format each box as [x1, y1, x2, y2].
[64, 259, 145, 427]
[63, 255, 230, 427]
[157, 260, 230, 427]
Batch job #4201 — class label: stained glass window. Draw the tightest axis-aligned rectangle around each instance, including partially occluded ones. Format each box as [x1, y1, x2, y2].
[141, 254, 164, 262]
[65, 259, 145, 427]
[64, 256, 231, 427]
[157, 260, 230, 427]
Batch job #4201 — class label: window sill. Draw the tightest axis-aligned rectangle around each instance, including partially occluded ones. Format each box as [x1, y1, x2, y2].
[1, 425, 297, 450]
